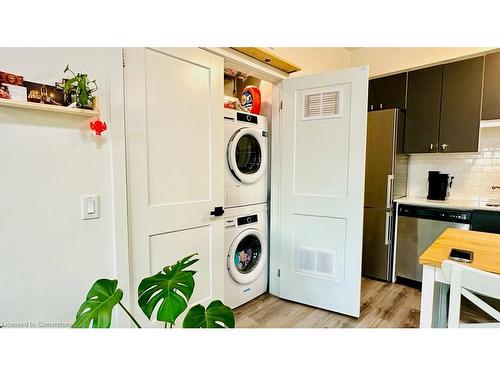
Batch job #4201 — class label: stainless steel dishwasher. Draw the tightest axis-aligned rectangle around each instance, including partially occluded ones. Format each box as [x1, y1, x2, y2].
[395, 204, 472, 282]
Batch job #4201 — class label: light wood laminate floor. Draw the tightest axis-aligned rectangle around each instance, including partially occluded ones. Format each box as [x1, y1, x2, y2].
[234, 277, 494, 328]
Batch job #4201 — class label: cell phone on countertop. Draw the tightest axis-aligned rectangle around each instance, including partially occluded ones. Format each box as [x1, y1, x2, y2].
[449, 248, 474, 263]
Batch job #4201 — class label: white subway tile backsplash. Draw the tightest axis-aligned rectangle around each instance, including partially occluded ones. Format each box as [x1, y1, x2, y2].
[475, 158, 492, 166]
[463, 179, 474, 186]
[483, 151, 493, 158]
[407, 127, 500, 201]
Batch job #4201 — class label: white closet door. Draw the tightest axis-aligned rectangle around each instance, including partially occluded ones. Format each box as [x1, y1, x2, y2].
[124, 48, 224, 326]
[276, 66, 369, 317]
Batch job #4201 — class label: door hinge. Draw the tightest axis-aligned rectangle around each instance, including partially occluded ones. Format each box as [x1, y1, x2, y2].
[122, 49, 125, 68]
[280, 101, 283, 110]
[277, 269, 280, 277]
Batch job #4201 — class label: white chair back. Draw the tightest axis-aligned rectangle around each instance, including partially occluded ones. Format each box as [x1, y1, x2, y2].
[441, 260, 500, 328]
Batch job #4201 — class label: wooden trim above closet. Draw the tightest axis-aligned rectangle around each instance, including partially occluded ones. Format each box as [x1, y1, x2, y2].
[231, 47, 302, 74]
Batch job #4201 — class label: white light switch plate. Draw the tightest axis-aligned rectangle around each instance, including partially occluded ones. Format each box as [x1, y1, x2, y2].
[81, 194, 100, 220]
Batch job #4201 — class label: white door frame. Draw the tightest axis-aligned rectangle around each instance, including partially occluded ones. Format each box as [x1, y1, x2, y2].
[107, 48, 133, 327]
[268, 84, 283, 295]
[109, 48, 288, 327]
[205, 47, 286, 296]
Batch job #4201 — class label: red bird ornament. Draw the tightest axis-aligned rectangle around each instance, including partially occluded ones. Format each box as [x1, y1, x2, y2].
[90, 120, 107, 136]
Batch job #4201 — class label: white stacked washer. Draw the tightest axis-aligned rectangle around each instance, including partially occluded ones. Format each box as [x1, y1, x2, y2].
[224, 203, 268, 308]
[224, 109, 269, 308]
[224, 109, 268, 208]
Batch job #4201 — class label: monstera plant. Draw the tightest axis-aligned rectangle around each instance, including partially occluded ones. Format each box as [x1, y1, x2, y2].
[72, 254, 234, 328]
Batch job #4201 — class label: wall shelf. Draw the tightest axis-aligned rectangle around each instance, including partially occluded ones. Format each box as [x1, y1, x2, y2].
[0, 99, 99, 117]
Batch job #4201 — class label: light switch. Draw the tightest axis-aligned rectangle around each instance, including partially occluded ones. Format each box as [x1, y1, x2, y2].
[81, 194, 100, 220]
[87, 199, 95, 214]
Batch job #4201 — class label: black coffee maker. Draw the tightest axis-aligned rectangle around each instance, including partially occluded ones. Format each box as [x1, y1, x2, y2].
[427, 171, 454, 200]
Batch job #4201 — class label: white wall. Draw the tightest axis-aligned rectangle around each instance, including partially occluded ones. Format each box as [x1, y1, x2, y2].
[0, 48, 120, 327]
[261, 48, 498, 79]
[349, 47, 496, 77]
[264, 47, 351, 76]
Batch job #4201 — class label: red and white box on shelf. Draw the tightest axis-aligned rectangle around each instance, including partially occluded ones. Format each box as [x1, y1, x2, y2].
[0, 71, 23, 86]
[0, 71, 27, 101]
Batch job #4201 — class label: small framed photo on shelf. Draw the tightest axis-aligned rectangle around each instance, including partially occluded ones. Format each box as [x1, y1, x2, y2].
[2, 84, 27, 101]
[0, 83, 10, 99]
[24, 81, 64, 106]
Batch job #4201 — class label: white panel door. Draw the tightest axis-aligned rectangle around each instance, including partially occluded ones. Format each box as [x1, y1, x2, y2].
[124, 48, 224, 327]
[277, 66, 369, 317]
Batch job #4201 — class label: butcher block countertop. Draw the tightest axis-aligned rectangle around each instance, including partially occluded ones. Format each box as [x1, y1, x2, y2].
[419, 228, 500, 274]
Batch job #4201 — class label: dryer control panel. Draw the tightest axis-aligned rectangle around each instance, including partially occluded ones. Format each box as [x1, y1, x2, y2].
[236, 112, 258, 124]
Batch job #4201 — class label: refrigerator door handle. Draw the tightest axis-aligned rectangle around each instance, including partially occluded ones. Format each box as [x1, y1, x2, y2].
[386, 174, 394, 209]
[384, 211, 393, 245]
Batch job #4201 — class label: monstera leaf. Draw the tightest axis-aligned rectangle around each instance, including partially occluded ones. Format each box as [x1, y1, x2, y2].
[138, 253, 199, 325]
[72, 279, 123, 328]
[183, 300, 235, 328]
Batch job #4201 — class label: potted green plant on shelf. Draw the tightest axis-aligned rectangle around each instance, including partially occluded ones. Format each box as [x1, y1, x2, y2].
[72, 253, 235, 328]
[62, 64, 98, 110]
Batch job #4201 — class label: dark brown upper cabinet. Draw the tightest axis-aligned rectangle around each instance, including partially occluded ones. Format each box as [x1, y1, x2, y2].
[368, 73, 407, 111]
[404, 65, 443, 153]
[439, 56, 484, 153]
[404, 56, 484, 154]
[482, 51, 500, 120]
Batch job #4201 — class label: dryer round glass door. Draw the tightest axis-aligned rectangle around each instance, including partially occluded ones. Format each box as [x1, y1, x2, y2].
[228, 128, 267, 184]
[227, 228, 267, 284]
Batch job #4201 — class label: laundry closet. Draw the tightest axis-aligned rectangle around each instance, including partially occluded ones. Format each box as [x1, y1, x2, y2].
[122, 47, 369, 326]
[221, 66, 273, 308]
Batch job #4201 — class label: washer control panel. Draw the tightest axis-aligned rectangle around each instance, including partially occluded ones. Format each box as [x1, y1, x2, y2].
[237, 214, 258, 226]
[225, 218, 236, 229]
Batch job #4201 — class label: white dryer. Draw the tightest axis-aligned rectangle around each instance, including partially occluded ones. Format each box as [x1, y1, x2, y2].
[224, 109, 268, 208]
[224, 203, 268, 309]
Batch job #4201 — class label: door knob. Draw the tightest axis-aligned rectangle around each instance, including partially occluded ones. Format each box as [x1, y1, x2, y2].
[210, 206, 224, 217]
[441, 143, 449, 152]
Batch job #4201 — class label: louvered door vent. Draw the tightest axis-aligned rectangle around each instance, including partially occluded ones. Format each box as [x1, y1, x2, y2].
[296, 246, 336, 278]
[303, 89, 342, 120]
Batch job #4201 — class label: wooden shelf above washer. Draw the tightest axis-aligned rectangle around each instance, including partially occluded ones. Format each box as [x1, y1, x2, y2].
[0, 98, 99, 117]
[231, 48, 302, 74]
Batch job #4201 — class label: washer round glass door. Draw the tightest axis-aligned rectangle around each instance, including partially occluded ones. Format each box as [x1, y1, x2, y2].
[227, 229, 267, 284]
[228, 128, 267, 184]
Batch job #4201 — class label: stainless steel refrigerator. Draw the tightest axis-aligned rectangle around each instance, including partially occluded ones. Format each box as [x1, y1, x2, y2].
[362, 109, 408, 281]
